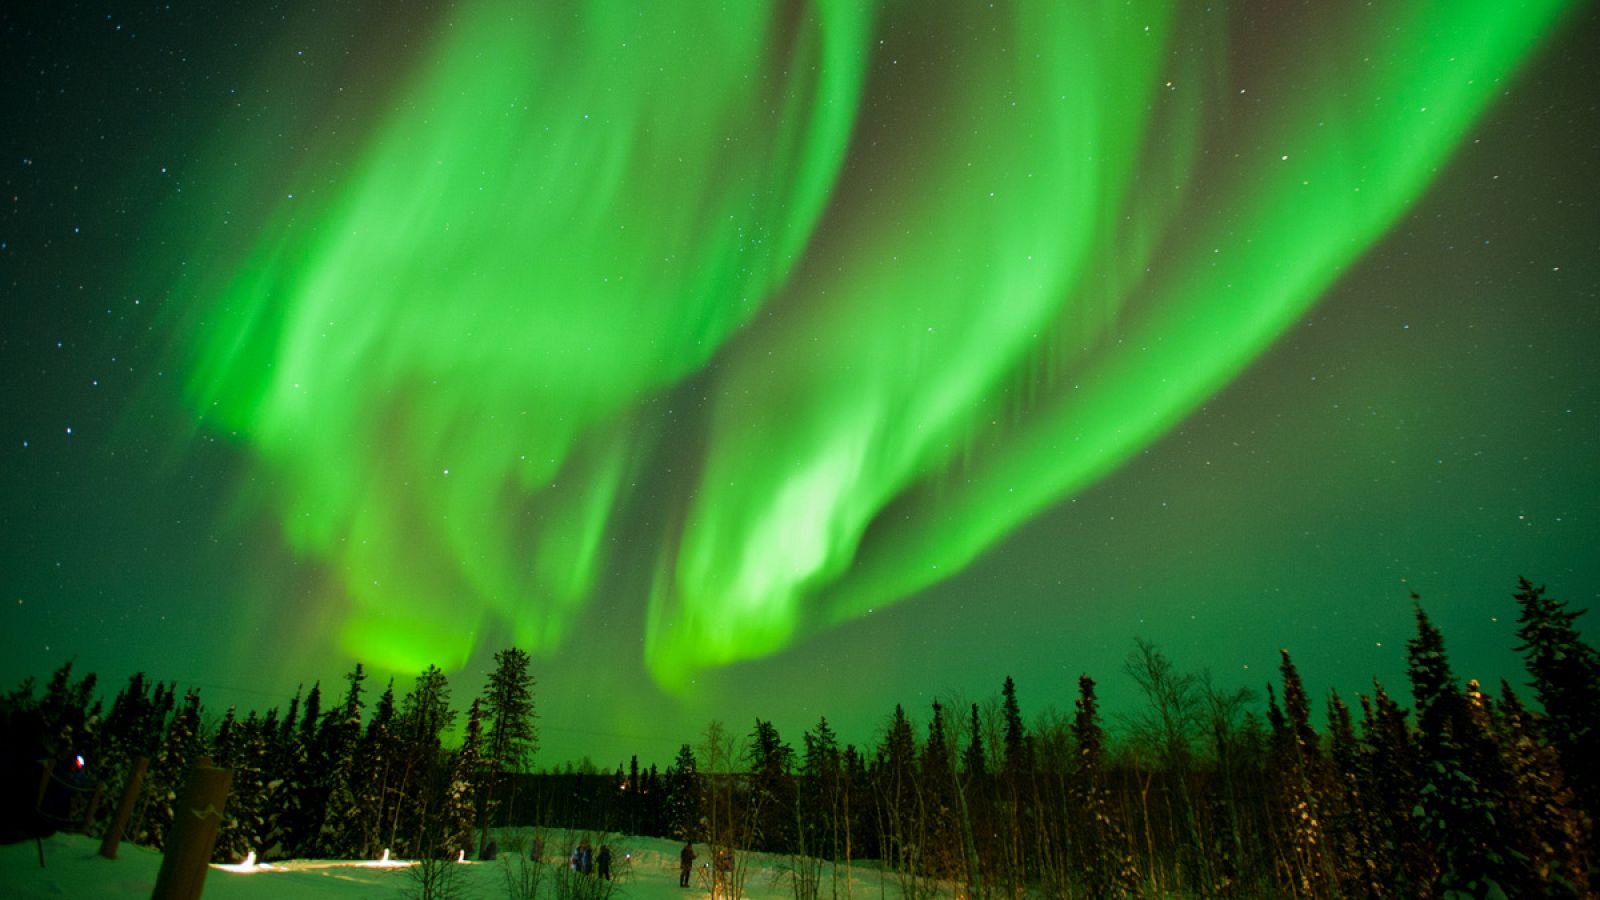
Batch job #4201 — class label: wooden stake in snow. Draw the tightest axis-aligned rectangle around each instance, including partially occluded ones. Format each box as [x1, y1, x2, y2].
[99, 755, 149, 861]
[150, 756, 233, 900]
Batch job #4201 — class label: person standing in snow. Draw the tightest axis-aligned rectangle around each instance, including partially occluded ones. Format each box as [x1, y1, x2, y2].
[679, 842, 696, 887]
[572, 838, 593, 874]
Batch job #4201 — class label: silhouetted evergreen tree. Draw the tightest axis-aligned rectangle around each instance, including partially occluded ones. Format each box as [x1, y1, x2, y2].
[875, 704, 919, 874]
[351, 676, 398, 858]
[1359, 681, 1435, 896]
[664, 743, 701, 841]
[1072, 674, 1139, 898]
[213, 709, 269, 863]
[1408, 601, 1533, 897]
[799, 718, 842, 861]
[1494, 679, 1589, 895]
[745, 718, 793, 851]
[997, 676, 1032, 892]
[392, 665, 454, 855]
[920, 700, 961, 882]
[963, 702, 986, 780]
[139, 688, 204, 849]
[438, 697, 483, 859]
[279, 680, 324, 857]
[1325, 690, 1381, 898]
[317, 662, 368, 857]
[478, 647, 537, 854]
[97, 671, 168, 837]
[1515, 576, 1600, 832]
[1274, 649, 1332, 897]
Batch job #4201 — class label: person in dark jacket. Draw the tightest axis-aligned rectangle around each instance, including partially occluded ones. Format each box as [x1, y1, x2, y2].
[597, 844, 612, 880]
[572, 839, 593, 874]
[679, 842, 696, 887]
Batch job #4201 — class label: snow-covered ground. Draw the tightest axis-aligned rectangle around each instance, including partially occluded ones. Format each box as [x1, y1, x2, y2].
[1, 829, 903, 900]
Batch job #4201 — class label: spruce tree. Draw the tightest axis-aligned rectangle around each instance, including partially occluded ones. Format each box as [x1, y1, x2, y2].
[1494, 680, 1589, 895]
[140, 688, 205, 849]
[1325, 690, 1380, 898]
[1071, 674, 1139, 898]
[1359, 681, 1434, 894]
[438, 698, 483, 860]
[997, 676, 1033, 892]
[963, 703, 986, 780]
[877, 704, 920, 874]
[317, 663, 368, 857]
[282, 680, 324, 857]
[478, 647, 537, 855]
[352, 678, 399, 859]
[393, 665, 455, 855]
[1271, 650, 1332, 898]
[214, 710, 269, 863]
[1513, 577, 1600, 830]
[1407, 601, 1532, 897]
[746, 719, 793, 851]
[665, 743, 702, 842]
[920, 701, 960, 882]
[799, 720, 841, 860]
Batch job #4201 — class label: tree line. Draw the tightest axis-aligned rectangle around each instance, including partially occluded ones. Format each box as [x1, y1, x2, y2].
[3, 577, 1596, 899]
[3, 647, 536, 865]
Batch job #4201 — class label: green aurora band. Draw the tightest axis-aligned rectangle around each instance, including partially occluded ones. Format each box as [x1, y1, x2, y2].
[179, 0, 1574, 689]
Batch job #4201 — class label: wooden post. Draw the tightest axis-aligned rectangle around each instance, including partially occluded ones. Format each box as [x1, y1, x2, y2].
[81, 780, 106, 834]
[150, 756, 232, 900]
[100, 755, 150, 860]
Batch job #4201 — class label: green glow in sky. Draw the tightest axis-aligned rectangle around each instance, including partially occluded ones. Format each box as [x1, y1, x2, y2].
[180, 0, 1572, 688]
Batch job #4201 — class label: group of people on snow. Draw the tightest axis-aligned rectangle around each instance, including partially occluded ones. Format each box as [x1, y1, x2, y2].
[569, 837, 615, 880]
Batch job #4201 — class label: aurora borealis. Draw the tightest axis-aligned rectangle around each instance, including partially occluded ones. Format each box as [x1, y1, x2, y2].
[4, 1, 1597, 765]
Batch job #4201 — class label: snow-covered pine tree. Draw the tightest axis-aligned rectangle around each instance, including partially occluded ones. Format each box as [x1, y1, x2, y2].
[213, 709, 269, 863]
[351, 678, 399, 859]
[1494, 679, 1589, 895]
[1513, 577, 1600, 832]
[139, 688, 204, 849]
[281, 681, 324, 857]
[257, 688, 301, 859]
[1408, 601, 1534, 898]
[317, 662, 368, 858]
[1358, 680, 1436, 894]
[1325, 690, 1383, 898]
[97, 672, 167, 835]
[437, 697, 483, 860]
[1270, 650, 1332, 898]
[210, 706, 244, 860]
[1071, 674, 1140, 899]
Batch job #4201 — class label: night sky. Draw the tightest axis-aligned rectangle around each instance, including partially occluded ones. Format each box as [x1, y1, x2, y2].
[3, 1, 1597, 768]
